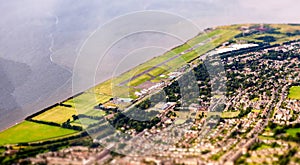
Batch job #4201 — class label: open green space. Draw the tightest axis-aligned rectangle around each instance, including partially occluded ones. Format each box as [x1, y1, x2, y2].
[148, 66, 169, 77]
[258, 135, 275, 140]
[72, 118, 100, 128]
[32, 92, 110, 126]
[128, 74, 152, 87]
[63, 93, 111, 106]
[88, 27, 233, 96]
[32, 106, 78, 124]
[165, 29, 240, 69]
[71, 92, 113, 114]
[186, 29, 223, 46]
[256, 143, 272, 150]
[234, 24, 300, 45]
[286, 127, 300, 137]
[84, 109, 106, 117]
[288, 86, 300, 100]
[88, 79, 135, 98]
[0, 121, 77, 146]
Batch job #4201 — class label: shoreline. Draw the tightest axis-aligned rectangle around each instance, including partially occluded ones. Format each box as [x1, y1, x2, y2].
[2, 23, 297, 134]
[0, 24, 242, 133]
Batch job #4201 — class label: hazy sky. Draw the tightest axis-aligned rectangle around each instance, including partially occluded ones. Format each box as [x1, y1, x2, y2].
[0, 0, 299, 130]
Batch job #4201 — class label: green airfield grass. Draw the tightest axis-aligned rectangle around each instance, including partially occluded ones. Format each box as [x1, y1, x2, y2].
[186, 29, 223, 46]
[0, 121, 77, 145]
[87, 79, 135, 98]
[90, 28, 239, 92]
[148, 66, 169, 77]
[89, 28, 230, 94]
[166, 29, 240, 69]
[127, 74, 152, 87]
[126, 65, 168, 87]
[32, 106, 78, 124]
[288, 86, 300, 100]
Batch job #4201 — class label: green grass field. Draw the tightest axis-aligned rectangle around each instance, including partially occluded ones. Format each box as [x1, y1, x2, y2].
[127, 74, 152, 87]
[33, 106, 78, 124]
[88, 79, 135, 98]
[84, 109, 106, 117]
[288, 86, 300, 100]
[256, 143, 272, 150]
[72, 118, 100, 128]
[186, 29, 223, 46]
[286, 128, 300, 137]
[233, 24, 300, 45]
[148, 66, 169, 77]
[0, 121, 77, 145]
[33, 92, 111, 124]
[166, 28, 240, 69]
[71, 92, 114, 114]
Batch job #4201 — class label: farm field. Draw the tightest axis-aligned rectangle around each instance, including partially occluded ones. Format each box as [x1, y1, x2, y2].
[72, 118, 100, 128]
[32, 106, 78, 124]
[84, 109, 106, 117]
[288, 86, 300, 100]
[69, 92, 112, 114]
[0, 121, 77, 145]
